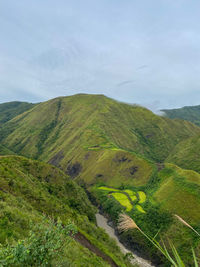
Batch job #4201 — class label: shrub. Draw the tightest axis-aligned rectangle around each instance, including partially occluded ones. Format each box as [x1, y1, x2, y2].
[0, 218, 77, 267]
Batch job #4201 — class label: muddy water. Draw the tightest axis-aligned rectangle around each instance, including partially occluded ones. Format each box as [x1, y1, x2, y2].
[96, 213, 155, 267]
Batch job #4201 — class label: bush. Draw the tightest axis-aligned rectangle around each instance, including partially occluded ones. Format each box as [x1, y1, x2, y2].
[0, 218, 77, 267]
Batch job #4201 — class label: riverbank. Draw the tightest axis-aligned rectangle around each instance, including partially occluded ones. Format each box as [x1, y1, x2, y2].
[96, 213, 155, 267]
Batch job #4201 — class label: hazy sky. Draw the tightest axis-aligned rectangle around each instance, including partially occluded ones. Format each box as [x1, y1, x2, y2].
[1, 0, 200, 110]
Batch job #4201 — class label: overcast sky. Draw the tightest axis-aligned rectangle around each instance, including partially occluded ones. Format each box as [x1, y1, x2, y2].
[1, 0, 200, 110]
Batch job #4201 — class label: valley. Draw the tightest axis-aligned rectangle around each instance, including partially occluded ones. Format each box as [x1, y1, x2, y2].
[0, 94, 200, 266]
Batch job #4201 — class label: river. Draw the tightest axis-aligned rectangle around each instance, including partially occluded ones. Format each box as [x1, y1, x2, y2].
[96, 213, 155, 267]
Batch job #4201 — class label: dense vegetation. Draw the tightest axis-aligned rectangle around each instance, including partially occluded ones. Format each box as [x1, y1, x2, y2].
[0, 94, 200, 265]
[162, 104, 200, 126]
[92, 162, 200, 265]
[0, 155, 132, 266]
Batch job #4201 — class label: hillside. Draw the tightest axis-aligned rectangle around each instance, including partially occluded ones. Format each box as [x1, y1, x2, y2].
[0, 101, 36, 125]
[0, 94, 200, 264]
[0, 94, 199, 185]
[0, 155, 132, 267]
[161, 104, 200, 174]
[162, 104, 200, 126]
[166, 135, 200, 173]
[0, 144, 15, 155]
[92, 162, 200, 264]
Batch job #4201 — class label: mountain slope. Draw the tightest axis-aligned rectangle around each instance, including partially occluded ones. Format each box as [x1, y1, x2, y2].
[0, 144, 15, 155]
[1, 94, 200, 264]
[166, 135, 200, 173]
[162, 104, 200, 126]
[93, 162, 200, 264]
[0, 155, 132, 267]
[0, 101, 36, 125]
[0, 94, 199, 186]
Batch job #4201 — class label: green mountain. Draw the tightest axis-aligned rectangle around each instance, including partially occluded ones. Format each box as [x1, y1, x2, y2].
[1, 94, 200, 264]
[162, 104, 200, 126]
[0, 144, 15, 155]
[166, 135, 200, 173]
[0, 101, 36, 125]
[0, 155, 131, 267]
[162, 104, 200, 175]
[0, 94, 199, 182]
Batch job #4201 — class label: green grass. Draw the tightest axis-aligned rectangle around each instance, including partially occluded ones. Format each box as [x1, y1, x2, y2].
[154, 163, 200, 223]
[111, 192, 133, 211]
[1, 94, 200, 264]
[123, 189, 137, 201]
[98, 186, 119, 192]
[167, 135, 200, 174]
[1, 94, 199, 172]
[0, 101, 36, 125]
[0, 155, 132, 267]
[98, 187, 146, 212]
[0, 144, 15, 155]
[135, 204, 146, 213]
[138, 191, 146, 203]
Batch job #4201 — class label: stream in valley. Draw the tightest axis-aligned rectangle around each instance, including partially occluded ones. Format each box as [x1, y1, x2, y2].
[96, 213, 155, 267]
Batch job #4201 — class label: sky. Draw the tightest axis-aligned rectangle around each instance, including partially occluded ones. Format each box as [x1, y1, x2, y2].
[1, 0, 200, 111]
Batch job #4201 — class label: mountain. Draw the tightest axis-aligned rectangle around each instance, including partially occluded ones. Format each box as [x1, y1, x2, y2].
[0, 144, 15, 155]
[0, 94, 200, 264]
[0, 101, 36, 125]
[162, 104, 200, 126]
[0, 94, 199, 183]
[162, 105, 200, 173]
[0, 155, 131, 267]
[166, 135, 200, 173]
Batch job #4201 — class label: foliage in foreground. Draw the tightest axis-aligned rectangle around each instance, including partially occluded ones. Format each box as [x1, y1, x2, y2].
[118, 213, 200, 266]
[0, 218, 77, 267]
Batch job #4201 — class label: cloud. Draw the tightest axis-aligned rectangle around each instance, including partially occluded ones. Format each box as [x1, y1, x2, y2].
[116, 80, 135, 87]
[1, 0, 200, 108]
[136, 65, 148, 71]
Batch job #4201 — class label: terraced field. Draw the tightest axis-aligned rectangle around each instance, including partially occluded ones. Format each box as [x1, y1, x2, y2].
[98, 186, 146, 213]
[138, 191, 146, 203]
[111, 192, 132, 212]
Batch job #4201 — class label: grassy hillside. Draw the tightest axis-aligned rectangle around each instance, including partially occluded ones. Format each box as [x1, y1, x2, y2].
[0, 144, 15, 155]
[0, 101, 36, 125]
[92, 163, 200, 265]
[162, 104, 200, 126]
[0, 94, 199, 184]
[166, 135, 200, 173]
[0, 155, 132, 267]
[0, 94, 200, 264]
[162, 104, 200, 173]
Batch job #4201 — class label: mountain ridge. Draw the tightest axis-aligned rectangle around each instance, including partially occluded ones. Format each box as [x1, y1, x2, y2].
[1, 94, 200, 264]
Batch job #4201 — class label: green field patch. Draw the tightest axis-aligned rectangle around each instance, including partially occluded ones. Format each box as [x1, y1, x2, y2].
[98, 186, 119, 192]
[138, 191, 146, 203]
[123, 189, 137, 201]
[136, 204, 146, 213]
[111, 192, 133, 211]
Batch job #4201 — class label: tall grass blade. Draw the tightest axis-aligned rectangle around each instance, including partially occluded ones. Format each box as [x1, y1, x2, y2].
[174, 214, 200, 237]
[192, 248, 198, 267]
[170, 242, 185, 267]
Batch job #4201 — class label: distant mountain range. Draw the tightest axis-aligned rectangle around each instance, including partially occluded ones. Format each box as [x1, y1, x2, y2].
[162, 104, 200, 126]
[0, 94, 200, 265]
